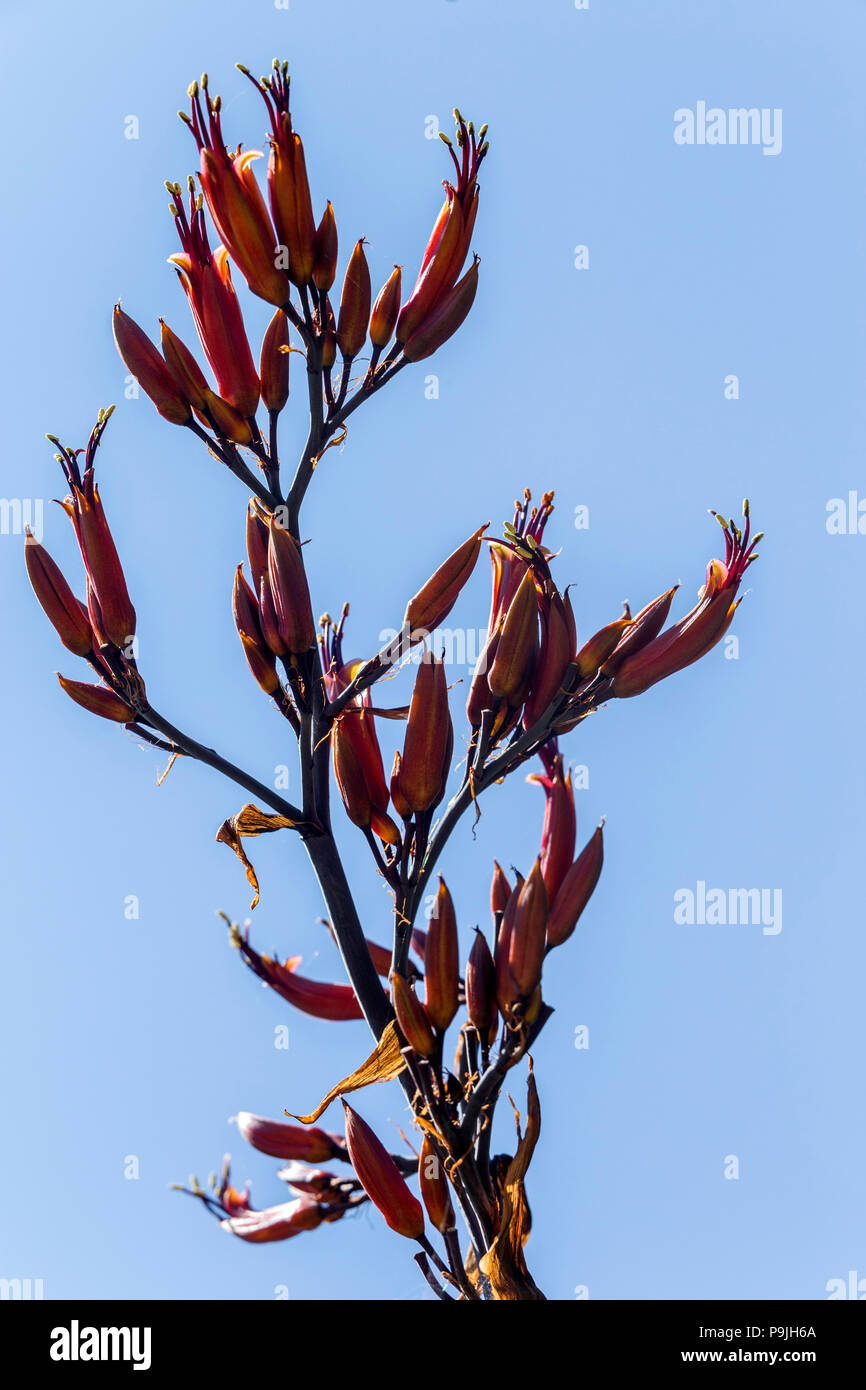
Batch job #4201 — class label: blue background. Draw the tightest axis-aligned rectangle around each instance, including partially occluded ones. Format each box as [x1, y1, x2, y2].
[2, 0, 864, 1300]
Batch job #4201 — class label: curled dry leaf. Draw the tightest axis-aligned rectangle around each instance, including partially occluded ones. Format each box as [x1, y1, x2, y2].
[286, 1020, 407, 1125]
[215, 802, 301, 908]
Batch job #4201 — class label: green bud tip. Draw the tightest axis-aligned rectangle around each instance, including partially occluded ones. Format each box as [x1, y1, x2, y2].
[438, 131, 453, 146]
[236, 63, 250, 75]
[178, 111, 191, 125]
[478, 124, 488, 140]
[742, 498, 750, 517]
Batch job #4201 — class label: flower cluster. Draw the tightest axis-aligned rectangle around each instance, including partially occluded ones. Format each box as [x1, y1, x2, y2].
[27, 60, 760, 1301]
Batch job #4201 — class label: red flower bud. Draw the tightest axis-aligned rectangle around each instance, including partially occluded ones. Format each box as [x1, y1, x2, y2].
[159, 319, 210, 413]
[396, 654, 452, 815]
[575, 612, 634, 681]
[612, 507, 758, 698]
[221, 1198, 322, 1243]
[488, 567, 538, 706]
[490, 861, 511, 921]
[548, 823, 604, 948]
[336, 239, 371, 360]
[392, 972, 436, 1056]
[267, 519, 315, 656]
[232, 565, 279, 695]
[25, 532, 92, 657]
[401, 256, 480, 362]
[424, 878, 460, 1031]
[235, 1112, 341, 1163]
[523, 589, 576, 729]
[236, 930, 364, 1020]
[184, 76, 289, 306]
[312, 201, 338, 292]
[403, 523, 487, 638]
[419, 1135, 455, 1234]
[112, 306, 191, 425]
[342, 1100, 425, 1240]
[370, 266, 402, 349]
[601, 587, 678, 676]
[260, 308, 291, 413]
[465, 928, 497, 1034]
[65, 476, 136, 651]
[508, 858, 549, 997]
[57, 674, 134, 723]
[246, 503, 270, 595]
[528, 754, 576, 903]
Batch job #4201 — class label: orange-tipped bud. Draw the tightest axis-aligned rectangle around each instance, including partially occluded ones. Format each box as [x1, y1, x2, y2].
[465, 928, 497, 1034]
[235, 1112, 341, 1163]
[389, 751, 413, 821]
[25, 533, 92, 656]
[548, 823, 604, 948]
[404, 524, 487, 637]
[57, 674, 134, 723]
[260, 308, 291, 413]
[342, 1100, 425, 1240]
[601, 588, 678, 676]
[159, 320, 211, 412]
[490, 861, 511, 921]
[197, 140, 290, 307]
[392, 972, 436, 1056]
[336, 239, 371, 360]
[488, 567, 539, 705]
[508, 858, 548, 997]
[425, 878, 460, 1031]
[419, 1136, 455, 1234]
[112, 306, 191, 425]
[233, 565, 279, 695]
[267, 520, 315, 656]
[370, 266, 402, 349]
[202, 389, 254, 445]
[396, 654, 452, 815]
[312, 201, 338, 291]
[401, 256, 480, 362]
[575, 613, 634, 681]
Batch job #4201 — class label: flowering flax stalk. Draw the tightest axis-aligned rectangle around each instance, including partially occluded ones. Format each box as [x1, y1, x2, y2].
[29, 59, 760, 1301]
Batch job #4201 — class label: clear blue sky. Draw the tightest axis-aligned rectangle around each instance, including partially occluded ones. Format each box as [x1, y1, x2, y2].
[3, 0, 864, 1300]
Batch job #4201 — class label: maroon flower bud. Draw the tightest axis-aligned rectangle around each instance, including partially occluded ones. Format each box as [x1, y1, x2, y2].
[465, 928, 496, 1034]
[342, 1101, 425, 1240]
[312, 201, 338, 292]
[548, 823, 604, 948]
[392, 972, 437, 1056]
[419, 1135, 455, 1234]
[508, 858, 549, 997]
[235, 1112, 342, 1163]
[336, 238, 371, 360]
[425, 878, 460, 1031]
[260, 308, 291, 413]
[25, 532, 92, 657]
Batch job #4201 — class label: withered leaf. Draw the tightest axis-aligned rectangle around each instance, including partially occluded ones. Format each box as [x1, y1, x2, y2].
[215, 803, 300, 909]
[479, 1059, 546, 1300]
[286, 1020, 407, 1124]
